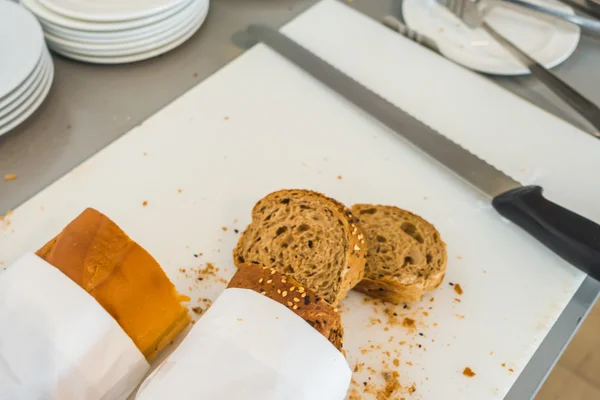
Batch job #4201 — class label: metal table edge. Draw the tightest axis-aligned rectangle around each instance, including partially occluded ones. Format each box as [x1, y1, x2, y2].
[506, 275, 600, 399]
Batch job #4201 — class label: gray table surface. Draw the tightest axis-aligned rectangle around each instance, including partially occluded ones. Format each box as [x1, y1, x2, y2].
[1, 0, 599, 398]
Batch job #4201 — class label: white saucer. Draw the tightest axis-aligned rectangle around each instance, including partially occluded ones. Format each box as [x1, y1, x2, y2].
[22, 0, 190, 31]
[0, 50, 49, 120]
[403, 0, 581, 75]
[0, 49, 45, 110]
[40, 0, 197, 44]
[0, 54, 54, 136]
[38, 0, 188, 22]
[0, 1, 45, 99]
[50, 2, 207, 64]
[44, 0, 204, 52]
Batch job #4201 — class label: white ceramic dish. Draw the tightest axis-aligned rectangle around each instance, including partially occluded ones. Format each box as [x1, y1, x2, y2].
[39, 0, 197, 44]
[0, 57, 54, 137]
[38, 0, 188, 22]
[0, 1, 45, 99]
[403, 0, 581, 75]
[50, 4, 207, 64]
[0, 51, 49, 120]
[0, 49, 46, 111]
[22, 0, 190, 32]
[43, 0, 205, 53]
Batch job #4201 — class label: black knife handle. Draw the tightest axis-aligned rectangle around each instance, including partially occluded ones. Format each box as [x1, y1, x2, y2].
[492, 186, 600, 281]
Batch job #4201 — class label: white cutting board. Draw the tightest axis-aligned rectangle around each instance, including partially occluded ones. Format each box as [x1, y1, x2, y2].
[1, 1, 598, 398]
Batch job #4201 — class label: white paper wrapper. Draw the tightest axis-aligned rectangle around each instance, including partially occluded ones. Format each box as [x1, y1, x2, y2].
[0, 253, 150, 400]
[136, 288, 351, 400]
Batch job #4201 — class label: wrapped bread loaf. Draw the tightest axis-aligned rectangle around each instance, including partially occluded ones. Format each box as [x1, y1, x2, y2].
[36, 208, 190, 361]
[228, 263, 344, 351]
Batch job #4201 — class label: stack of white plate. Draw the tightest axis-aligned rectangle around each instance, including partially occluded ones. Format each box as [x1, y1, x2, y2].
[0, 1, 54, 137]
[21, 0, 209, 64]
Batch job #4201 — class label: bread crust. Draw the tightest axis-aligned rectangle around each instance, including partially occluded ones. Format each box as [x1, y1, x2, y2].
[36, 208, 190, 360]
[234, 189, 366, 306]
[228, 264, 344, 351]
[351, 204, 447, 303]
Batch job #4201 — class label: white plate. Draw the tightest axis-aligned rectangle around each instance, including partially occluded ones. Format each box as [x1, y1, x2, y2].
[49, 3, 207, 64]
[38, 0, 188, 22]
[0, 50, 49, 120]
[39, 0, 197, 44]
[0, 48, 46, 110]
[403, 0, 581, 75]
[0, 1, 45, 99]
[22, 0, 190, 32]
[0, 57, 54, 137]
[44, 0, 205, 52]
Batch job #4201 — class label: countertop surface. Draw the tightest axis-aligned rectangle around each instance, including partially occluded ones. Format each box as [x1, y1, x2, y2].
[1, 0, 599, 398]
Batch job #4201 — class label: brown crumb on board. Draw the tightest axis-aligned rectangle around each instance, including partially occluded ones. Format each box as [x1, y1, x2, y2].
[509, 368, 515, 372]
[3, 174, 16, 181]
[178, 189, 183, 193]
[192, 307, 204, 316]
[224, 116, 230, 120]
[402, 318, 415, 328]
[463, 367, 476, 377]
[502, 363, 506, 367]
[376, 371, 401, 400]
[142, 201, 148, 206]
[454, 284, 463, 295]
[337, 175, 343, 180]
[222, 226, 227, 231]
[193, 72, 198, 78]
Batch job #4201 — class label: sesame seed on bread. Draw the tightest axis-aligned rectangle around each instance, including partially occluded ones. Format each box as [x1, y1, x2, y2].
[227, 263, 344, 351]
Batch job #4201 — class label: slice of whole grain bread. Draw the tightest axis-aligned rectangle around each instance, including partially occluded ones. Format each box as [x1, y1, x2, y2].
[233, 189, 366, 306]
[351, 204, 447, 303]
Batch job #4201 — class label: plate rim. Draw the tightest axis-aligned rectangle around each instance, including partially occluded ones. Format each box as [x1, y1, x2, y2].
[0, 57, 54, 136]
[37, 0, 188, 22]
[49, 3, 208, 64]
[21, 0, 193, 32]
[402, 0, 581, 76]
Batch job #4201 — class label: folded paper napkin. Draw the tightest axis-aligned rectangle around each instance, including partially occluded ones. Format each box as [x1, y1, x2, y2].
[0, 253, 150, 400]
[136, 288, 352, 400]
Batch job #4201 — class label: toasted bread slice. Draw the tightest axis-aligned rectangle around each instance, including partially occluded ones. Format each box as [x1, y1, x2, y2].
[351, 205, 447, 303]
[234, 189, 366, 306]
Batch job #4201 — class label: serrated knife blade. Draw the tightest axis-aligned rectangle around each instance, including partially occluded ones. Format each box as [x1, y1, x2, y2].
[246, 24, 600, 280]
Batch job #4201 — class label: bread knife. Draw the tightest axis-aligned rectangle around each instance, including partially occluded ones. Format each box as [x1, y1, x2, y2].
[246, 25, 600, 281]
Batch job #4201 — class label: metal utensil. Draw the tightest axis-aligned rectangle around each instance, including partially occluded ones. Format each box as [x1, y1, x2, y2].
[477, 0, 600, 36]
[382, 16, 440, 53]
[246, 24, 600, 281]
[437, 0, 600, 139]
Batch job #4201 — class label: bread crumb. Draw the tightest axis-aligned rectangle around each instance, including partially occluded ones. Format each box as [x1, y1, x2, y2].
[430, 297, 435, 302]
[393, 359, 399, 367]
[502, 363, 506, 367]
[192, 307, 204, 316]
[222, 226, 227, 231]
[237, 318, 243, 322]
[3, 174, 16, 181]
[463, 367, 476, 377]
[143, 152, 148, 156]
[454, 298, 461, 303]
[402, 318, 415, 328]
[193, 72, 198, 78]
[377, 371, 400, 399]
[337, 175, 343, 180]
[455, 314, 465, 319]
[490, 351, 494, 356]
[509, 368, 514, 372]
[224, 116, 229, 120]
[454, 283, 463, 295]
[178, 189, 182, 193]
[142, 201, 148, 206]
[457, 255, 462, 260]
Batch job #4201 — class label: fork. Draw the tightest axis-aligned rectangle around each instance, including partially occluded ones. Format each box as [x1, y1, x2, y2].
[437, 0, 600, 139]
